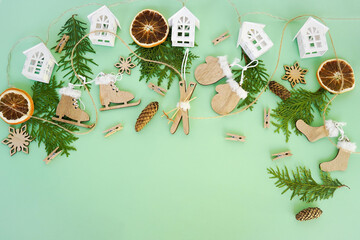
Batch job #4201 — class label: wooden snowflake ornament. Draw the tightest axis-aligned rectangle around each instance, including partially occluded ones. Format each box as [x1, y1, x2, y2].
[114, 56, 136, 75]
[282, 62, 308, 88]
[2, 124, 33, 156]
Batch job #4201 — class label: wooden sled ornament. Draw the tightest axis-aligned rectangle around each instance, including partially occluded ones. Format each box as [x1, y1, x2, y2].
[225, 133, 246, 142]
[148, 83, 167, 96]
[272, 151, 292, 161]
[194, 56, 225, 85]
[212, 31, 230, 45]
[211, 83, 240, 115]
[43, 147, 62, 164]
[55, 34, 69, 53]
[170, 81, 197, 135]
[103, 123, 123, 137]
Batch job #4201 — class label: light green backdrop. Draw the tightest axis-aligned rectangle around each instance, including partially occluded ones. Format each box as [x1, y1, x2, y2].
[0, 0, 359, 239]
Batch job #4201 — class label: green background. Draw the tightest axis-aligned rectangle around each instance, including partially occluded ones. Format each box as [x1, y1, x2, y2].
[0, 0, 359, 239]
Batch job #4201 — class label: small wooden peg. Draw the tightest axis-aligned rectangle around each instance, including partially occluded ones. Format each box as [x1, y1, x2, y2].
[55, 34, 70, 53]
[225, 133, 246, 142]
[212, 31, 230, 45]
[148, 83, 167, 96]
[264, 108, 271, 128]
[103, 123, 123, 138]
[43, 147, 62, 164]
[272, 151, 292, 161]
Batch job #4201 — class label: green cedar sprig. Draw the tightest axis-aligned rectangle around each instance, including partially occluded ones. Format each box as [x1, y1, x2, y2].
[233, 52, 269, 110]
[25, 76, 79, 157]
[54, 14, 97, 89]
[130, 35, 198, 89]
[268, 166, 348, 203]
[271, 88, 330, 142]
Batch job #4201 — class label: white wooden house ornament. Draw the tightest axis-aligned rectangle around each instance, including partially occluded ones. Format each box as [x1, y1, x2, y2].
[237, 22, 273, 60]
[294, 17, 329, 58]
[168, 6, 200, 47]
[87, 5, 121, 47]
[22, 42, 58, 84]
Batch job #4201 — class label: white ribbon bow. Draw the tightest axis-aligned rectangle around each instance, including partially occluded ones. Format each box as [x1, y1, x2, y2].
[230, 58, 259, 85]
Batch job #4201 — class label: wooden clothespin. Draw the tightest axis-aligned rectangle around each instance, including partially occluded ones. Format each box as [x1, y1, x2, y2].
[170, 80, 197, 135]
[103, 123, 123, 138]
[43, 147, 62, 164]
[212, 31, 230, 45]
[148, 83, 167, 96]
[225, 133, 246, 142]
[272, 151, 292, 161]
[264, 108, 271, 128]
[55, 34, 70, 53]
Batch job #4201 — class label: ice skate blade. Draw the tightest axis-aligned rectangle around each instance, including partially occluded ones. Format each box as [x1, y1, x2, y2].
[52, 117, 94, 129]
[100, 99, 141, 111]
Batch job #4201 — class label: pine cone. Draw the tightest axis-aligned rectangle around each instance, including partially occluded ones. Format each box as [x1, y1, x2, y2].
[135, 102, 159, 132]
[269, 81, 291, 100]
[296, 207, 323, 221]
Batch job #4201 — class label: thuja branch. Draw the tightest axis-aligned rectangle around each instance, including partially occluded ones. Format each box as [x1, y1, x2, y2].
[54, 14, 97, 89]
[130, 35, 198, 89]
[267, 166, 348, 203]
[271, 88, 330, 142]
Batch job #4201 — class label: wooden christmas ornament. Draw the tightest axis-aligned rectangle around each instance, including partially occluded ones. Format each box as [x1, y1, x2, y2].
[272, 151, 292, 160]
[212, 31, 230, 45]
[103, 123, 123, 137]
[296, 207, 323, 221]
[52, 84, 94, 128]
[2, 125, 33, 156]
[135, 102, 159, 132]
[294, 17, 329, 59]
[22, 42, 58, 83]
[87, 5, 121, 47]
[320, 139, 356, 172]
[225, 133, 246, 142]
[148, 83, 167, 96]
[114, 56, 136, 75]
[95, 73, 141, 111]
[211, 83, 240, 115]
[282, 62, 308, 88]
[170, 81, 196, 135]
[194, 56, 225, 85]
[268, 81, 291, 100]
[43, 147, 62, 164]
[168, 6, 200, 48]
[296, 119, 343, 142]
[55, 34, 70, 53]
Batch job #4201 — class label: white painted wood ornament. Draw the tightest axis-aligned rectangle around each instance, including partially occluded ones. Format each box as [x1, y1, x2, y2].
[94, 72, 140, 111]
[2, 125, 33, 156]
[87, 5, 121, 47]
[168, 6, 200, 47]
[22, 42, 58, 83]
[52, 83, 94, 128]
[195, 56, 256, 115]
[237, 22, 273, 60]
[296, 119, 357, 172]
[294, 17, 329, 58]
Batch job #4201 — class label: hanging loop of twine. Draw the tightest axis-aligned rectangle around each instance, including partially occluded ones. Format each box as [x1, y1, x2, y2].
[230, 58, 259, 85]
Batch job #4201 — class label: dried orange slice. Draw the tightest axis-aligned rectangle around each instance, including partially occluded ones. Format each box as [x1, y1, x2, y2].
[0, 88, 34, 125]
[130, 9, 169, 48]
[316, 59, 355, 94]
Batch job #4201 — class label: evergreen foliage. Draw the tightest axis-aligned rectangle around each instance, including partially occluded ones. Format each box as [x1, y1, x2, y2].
[54, 14, 97, 89]
[268, 166, 347, 203]
[272, 88, 330, 142]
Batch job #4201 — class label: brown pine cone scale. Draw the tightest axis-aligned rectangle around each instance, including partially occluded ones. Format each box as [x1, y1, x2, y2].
[296, 207, 323, 221]
[269, 81, 291, 100]
[135, 101, 159, 132]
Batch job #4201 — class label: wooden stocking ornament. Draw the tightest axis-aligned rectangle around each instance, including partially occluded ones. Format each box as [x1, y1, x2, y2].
[194, 56, 226, 85]
[296, 119, 342, 142]
[320, 139, 356, 172]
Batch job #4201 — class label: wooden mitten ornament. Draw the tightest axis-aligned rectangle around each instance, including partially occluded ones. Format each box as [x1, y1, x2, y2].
[194, 56, 226, 85]
[52, 84, 94, 128]
[296, 119, 343, 142]
[320, 139, 357, 172]
[94, 72, 140, 111]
